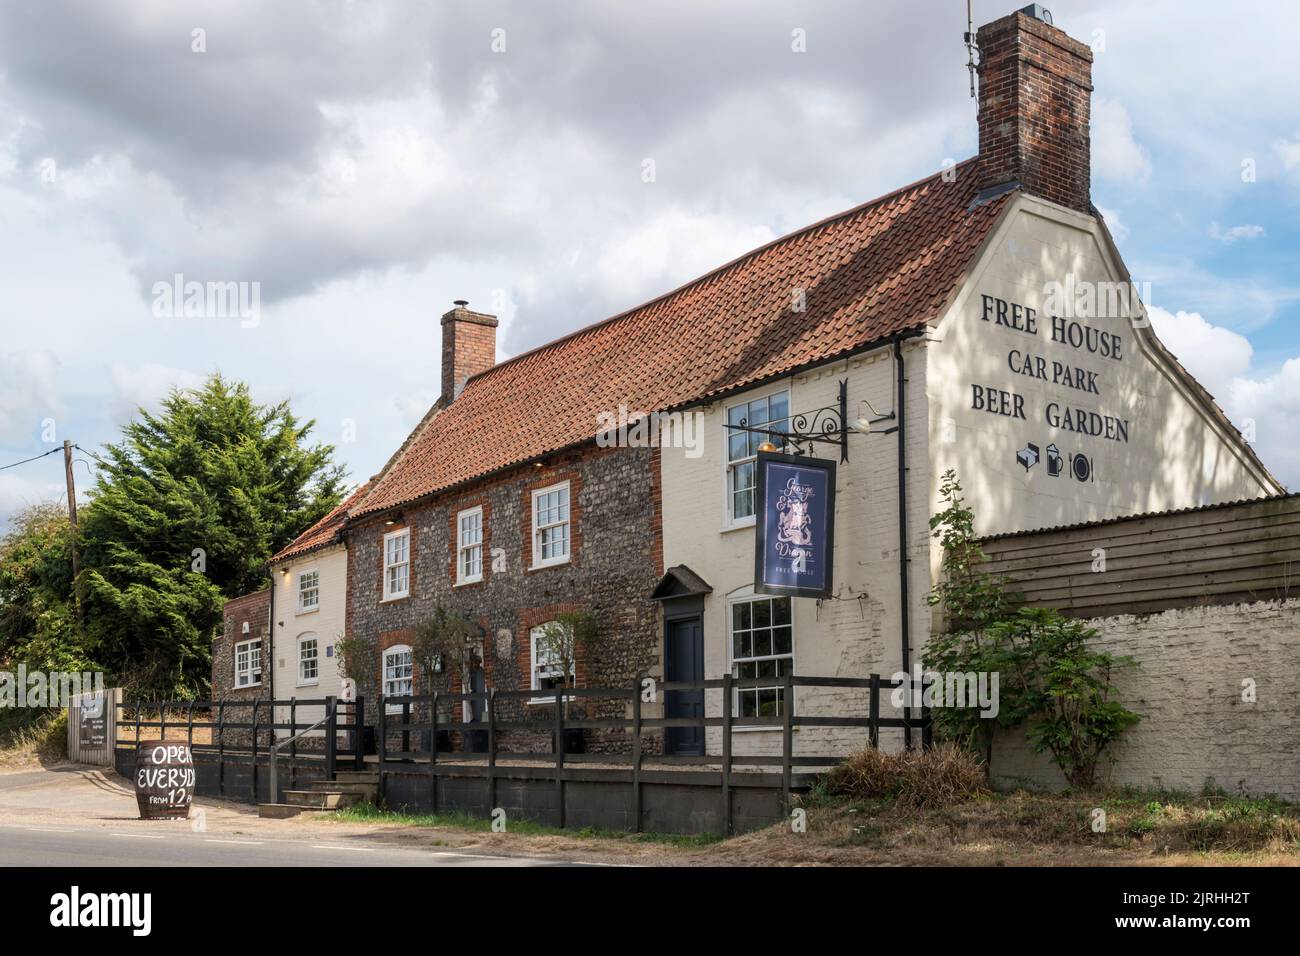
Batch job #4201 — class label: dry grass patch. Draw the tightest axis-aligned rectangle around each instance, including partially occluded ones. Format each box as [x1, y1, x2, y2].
[817, 744, 987, 809]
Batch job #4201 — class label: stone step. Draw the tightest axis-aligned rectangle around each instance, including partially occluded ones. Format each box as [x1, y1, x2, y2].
[333, 770, 379, 784]
[258, 803, 308, 819]
[307, 780, 377, 798]
[282, 789, 363, 810]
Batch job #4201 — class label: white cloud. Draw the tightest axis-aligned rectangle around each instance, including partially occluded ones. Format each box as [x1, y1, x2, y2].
[593, 211, 776, 306]
[1275, 134, 1300, 171]
[0, 350, 61, 443]
[1149, 305, 1296, 490]
[1208, 222, 1265, 243]
[394, 389, 438, 427]
[1095, 204, 1128, 242]
[1091, 97, 1151, 184]
[1149, 307, 1253, 403]
[0, 473, 66, 521]
[107, 363, 203, 424]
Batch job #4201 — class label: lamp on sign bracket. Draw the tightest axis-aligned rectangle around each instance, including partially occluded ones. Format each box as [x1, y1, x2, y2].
[849, 397, 897, 436]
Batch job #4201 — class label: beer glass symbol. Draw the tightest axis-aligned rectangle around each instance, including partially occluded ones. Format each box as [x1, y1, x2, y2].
[1046, 444, 1063, 477]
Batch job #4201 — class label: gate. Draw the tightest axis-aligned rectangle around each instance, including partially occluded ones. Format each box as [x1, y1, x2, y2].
[67, 687, 121, 766]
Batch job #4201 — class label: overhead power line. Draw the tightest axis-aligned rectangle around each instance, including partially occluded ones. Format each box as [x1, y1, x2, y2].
[0, 446, 63, 471]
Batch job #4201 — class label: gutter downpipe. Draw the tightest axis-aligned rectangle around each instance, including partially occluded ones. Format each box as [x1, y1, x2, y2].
[267, 568, 275, 725]
[894, 336, 914, 749]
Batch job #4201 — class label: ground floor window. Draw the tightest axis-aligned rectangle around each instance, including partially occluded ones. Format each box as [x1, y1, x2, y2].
[234, 638, 262, 688]
[298, 634, 318, 685]
[383, 644, 413, 699]
[529, 624, 573, 700]
[729, 595, 793, 717]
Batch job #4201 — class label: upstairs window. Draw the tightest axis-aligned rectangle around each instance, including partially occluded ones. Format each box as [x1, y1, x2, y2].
[531, 482, 571, 568]
[383, 528, 410, 600]
[726, 391, 789, 524]
[297, 569, 319, 612]
[457, 507, 484, 584]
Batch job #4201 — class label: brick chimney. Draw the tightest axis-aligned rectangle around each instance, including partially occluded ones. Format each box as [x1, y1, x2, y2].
[977, 6, 1093, 213]
[440, 300, 498, 404]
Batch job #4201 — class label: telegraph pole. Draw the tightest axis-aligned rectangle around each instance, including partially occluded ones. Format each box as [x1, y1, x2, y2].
[63, 439, 83, 627]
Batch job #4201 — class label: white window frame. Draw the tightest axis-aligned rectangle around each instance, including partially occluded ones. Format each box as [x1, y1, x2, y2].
[727, 593, 795, 722]
[297, 633, 319, 686]
[528, 624, 574, 703]
[456, 506, 484, 585]
[296, 568, 320, 613]
[383, 644, 413, 713]
[234, 638, 262, 689]
[723, 388, 790, 529]
[530, 481, 571, 569]
[382, 528, 411, 601]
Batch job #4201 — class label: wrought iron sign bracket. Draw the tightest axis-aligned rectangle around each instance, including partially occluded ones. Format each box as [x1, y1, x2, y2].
[727, 379, 850, 463]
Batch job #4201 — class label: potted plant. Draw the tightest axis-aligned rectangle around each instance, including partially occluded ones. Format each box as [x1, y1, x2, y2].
[412, 607, 481, 753]
[535, 609, 604, 754]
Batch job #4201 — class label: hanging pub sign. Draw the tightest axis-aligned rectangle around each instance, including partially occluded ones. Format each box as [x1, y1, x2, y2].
[754, 450, 836, 598]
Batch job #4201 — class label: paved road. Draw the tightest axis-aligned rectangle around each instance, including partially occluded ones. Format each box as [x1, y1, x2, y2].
[0, 766, 574, 867]
[0, 823, 562, 866]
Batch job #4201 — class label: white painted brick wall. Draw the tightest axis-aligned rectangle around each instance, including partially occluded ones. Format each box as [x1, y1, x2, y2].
[990, 598, 1300, 799]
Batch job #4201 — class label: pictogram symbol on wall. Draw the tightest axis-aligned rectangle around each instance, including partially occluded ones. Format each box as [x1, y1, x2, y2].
[1016, 442, 1040, 472]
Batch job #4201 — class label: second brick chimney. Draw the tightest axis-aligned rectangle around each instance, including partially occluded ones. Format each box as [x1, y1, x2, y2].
[440, 300, 498, 404]
[977, 7, 1094, 214]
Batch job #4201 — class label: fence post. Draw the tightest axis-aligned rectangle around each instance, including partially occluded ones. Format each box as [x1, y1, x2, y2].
[429, 691, 439, 814]
[869, 674, 880, 750]
[134, 701, 142, 744]
[921, 675, 933, 750]
[401, 699, 410, 758]
[325, 695, 338, 781]
[554, 687, 565, 828]
[251, 700, 260, 803]
[217, 700, 226, 797]
[186, 700, 194, 751]
[270, 739, 280, 806]
[288, 698, 297, 791]
[631, 677, 642, 834]
[721, 673, 733, 837]
[160, 701, 167, 743]
[376, 697, 387, 806]
[486, 689, 496, 816]
[781, 673, 793, 814]
[354, 696, 366, 771]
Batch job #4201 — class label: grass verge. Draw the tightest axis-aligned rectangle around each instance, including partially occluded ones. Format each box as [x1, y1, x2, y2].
[0, 709, 67, 768]
[330, 802, 723, 847]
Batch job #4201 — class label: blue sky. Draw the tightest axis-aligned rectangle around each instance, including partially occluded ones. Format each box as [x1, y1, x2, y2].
[0, 0, 1297, 533]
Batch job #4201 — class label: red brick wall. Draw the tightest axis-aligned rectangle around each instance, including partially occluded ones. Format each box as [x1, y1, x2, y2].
[440, 306, 498, 405]
[977, 10, 1093, 213]
[211, 587, 271, 701]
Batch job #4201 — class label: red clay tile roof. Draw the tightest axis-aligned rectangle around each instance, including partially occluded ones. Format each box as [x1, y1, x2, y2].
[272, 481, 373, 563]
[355, 160, 1009, 517]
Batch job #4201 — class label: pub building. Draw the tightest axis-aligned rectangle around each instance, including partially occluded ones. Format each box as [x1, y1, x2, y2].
[245, 7, 1280, 775]
[652, 5, 1280, 758]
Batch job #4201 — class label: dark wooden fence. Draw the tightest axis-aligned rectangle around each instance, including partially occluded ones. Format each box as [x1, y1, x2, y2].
[116, 697, 365, 801]
[980, 493, 1300, 618]
[377, 674, 930, 836]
